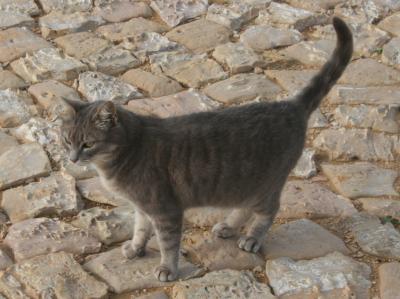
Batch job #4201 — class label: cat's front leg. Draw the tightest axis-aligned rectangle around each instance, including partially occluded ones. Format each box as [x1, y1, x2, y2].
[122, 210, 152, 259]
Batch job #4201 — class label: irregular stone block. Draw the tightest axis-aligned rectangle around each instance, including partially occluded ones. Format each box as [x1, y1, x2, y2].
[382, 37, 400, 67]
[379, 262, 400, 299]
[378, 12, 400, 36]
[285, 0, 345, 12]
[0, 131, 18, 156]
[308, 108, 329, 128]
[291, 148, 317, 178]
[265, 69, 318, 96]
[0, 90, 34, 128]
[97, 1, 152, 22]
[149, 51, 206, 75]
[282, 39, 335, 66]
[0, 11, 34, 30]
[359, 198, 400, 219]
[0, 0, 40, 16]
[362, 0, 400, 23]
[206, 2, 258, 30]
[0, 70, 27, 90]
[0, 249, 13, 270]
[38, 0, 92, 13]
[328, 85, 400, 105]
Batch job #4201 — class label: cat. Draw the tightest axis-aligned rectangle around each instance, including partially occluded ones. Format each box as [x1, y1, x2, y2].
[61, 17, 353, 282]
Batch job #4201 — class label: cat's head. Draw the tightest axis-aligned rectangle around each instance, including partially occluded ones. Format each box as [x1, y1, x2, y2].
[61, 99, 124, 165]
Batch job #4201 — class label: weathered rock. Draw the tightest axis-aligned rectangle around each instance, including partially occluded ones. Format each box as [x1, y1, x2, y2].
[240, 0, 271, 9]
[285, 0, 345, 12]
[0, 0, 40, 16]
[72, 207, 135, 245]
[77, 176, 129, 206]
[332, 105, 399, 133]
[362, 0, 400, 23]
[38, 0, 92, 13]
[121, 69, 183, 97]
[206, 2, 258, 30]
[212, 42, 264, 74]
[0, 27, 52, 63]
[184, 207, 230, 227]
[137, 291, 169, 299]
[2, 252, 108, 298]
[328, 85, 400, 105]
[84, 247, 204, 293]
[334, 1, 369, 25]
[0, 90, 35, 128]
[78, 71, 143, 104]
[263, 219, 349, 260]
[2, 172, 82, 223]
[0, 143, 51, 191]
[0, 249, 13, 270]
[54, 31, 110, 59]
[359, 198, 400, 219]
[204, 73, 282, 104]
[265, 69, 318, 96]
[0, 11, 34, 30]
[308, 108, 329, 128]
[11, 48, 88, 83]
[62, 160, 98, 180]
[378, 12, 400, 36]
[278, 180, 357, 219]
[0, 131, 18, 156]
[379, 262, 400, 299]
[97, 17, 168, 42]
[186, 231, 264, 271]
[4, 218, 101, 261]
[344, 212, 400, 259]
[39, 11, 105, 38]
[266, 252, 371, 299]
[0, 70, 27, 90]
[256, 2, 328, 31]
[97, 1, 152, 23]
[241, 25, 303, 52]
[172, 270, 275, 298]
[149, 51, 206, 75]
[291, 148, 317, 178]
[321, 162, 398, 198]
[83, 47, 141, 76]
[282, 39, 335, 66]
[313, 128, 399, 161]
[382, 37, 400, 67]
[166, 19, 231, 54]
[151, 0, 208, 27]
[127, 89, 220, 118]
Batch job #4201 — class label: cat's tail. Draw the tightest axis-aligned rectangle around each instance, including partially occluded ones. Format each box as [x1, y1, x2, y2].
[296, 17, 353, 115]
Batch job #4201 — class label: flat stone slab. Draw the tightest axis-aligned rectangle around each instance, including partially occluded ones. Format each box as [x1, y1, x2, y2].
[382, 37, 400, 67]
[149, 51, 206, 75]
[2, 172, 82, 223]
[266, 252, 371, 299]
[0, 0, 40, 16]
[0, 27, 52, 63]
[185, 231, 265, 271]
[278, 180, 357, 219]
[0, 89, 35, 128]
[321, 162, 399, 198]
[241, 25, 303, 52]
[379, 262, 400, 299]
[72, 206, 135, 245]
[265, 69, 317, 96]
[4, 217, 101, 261]
[0, 143, 51, 191]
[11, 48, 88, 83]
[285, 0, 345, 12]
[78, 71, 143, 104]
[0, 11, 34, 30]
[38, 0, 92, 13]
[378, 12, 400, 36]
[282, 39, 335, 66]
[263, 219, 349, 260]
[126, 89, 220, 118]
[151, 0, 208, 27]
[96, 1, 152, 23]
[84, 247, 204, 293]
[166, 19, 231, 54]
[291, 148, 317, 178]
[121, 69, 183, 97]
[172, 270, 275, 298]
[0, 252, 108, 298]
[359, 198, 400, 219]
[204, 73, 282, 104]
[0, 249, 13, 270]
[328, 85, 400, 105]
[0, 70, 27, 90]
[362, 0, 400, 23]
[0, 131, 18, 156]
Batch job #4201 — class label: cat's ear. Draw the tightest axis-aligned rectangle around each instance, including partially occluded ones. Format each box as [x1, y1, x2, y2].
[93, 101, 117, 130]
[62, 97, 87, 112]
[59, 97, 87, 123]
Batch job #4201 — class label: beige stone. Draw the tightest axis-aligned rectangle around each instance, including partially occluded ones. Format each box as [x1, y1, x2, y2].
[0, 70, 27, 90]
[98, 1, 152, 22]
[379, 262, 400, 299]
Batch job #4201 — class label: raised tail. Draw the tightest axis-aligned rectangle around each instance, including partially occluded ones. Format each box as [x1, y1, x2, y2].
[296, 17, 353, 115]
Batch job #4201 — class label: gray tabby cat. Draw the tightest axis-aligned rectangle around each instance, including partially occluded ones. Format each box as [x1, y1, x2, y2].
[62, 17, 353, 282]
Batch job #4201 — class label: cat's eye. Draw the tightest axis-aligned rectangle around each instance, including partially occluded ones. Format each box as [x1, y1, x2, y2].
[82, 141, 95, 149]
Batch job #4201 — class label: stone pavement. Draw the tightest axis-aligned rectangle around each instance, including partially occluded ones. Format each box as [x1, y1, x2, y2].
[0, 0, 399, 298]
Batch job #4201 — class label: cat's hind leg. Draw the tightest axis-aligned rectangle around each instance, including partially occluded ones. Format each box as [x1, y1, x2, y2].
[122, 210, 152, 259]
[212, 208, 251, 239]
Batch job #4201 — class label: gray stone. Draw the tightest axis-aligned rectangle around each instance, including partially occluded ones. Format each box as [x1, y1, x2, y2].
[0, 70, 27, 90]
[151, 0, 208, 27]
[186, 231, 265, 271]
[204, 73, 282, 104]
[332, 104, 399, 133]
[362, 0, 400, 23]
[0, 131, 18, 156]
[285, 0, 345, 12]
[126, 89, 220, 118]
[97, 17, 168, 42]
[72, 207, 135, 245]
[172, 270, 275, 299]
[84, 247, 204, 293]
[54, 31, 110, 59]
[0, 90, 35, 128]
[0, 27, 52, 63]
[206, 2, 258, 30]
[308, 108, 329, 128]
[0, 0, 39, 16]
[382, 37, 400, 67]
[3, 252, 108, 299]
[291, 148, 317, 178]
[328, 85, 400, 105]
[241, 25, 303, 52]
[166, 19, 231, 54]
[149, 51, 206, 75]
[39, 11, 105, 39]
[345, 212, 400, 259]
[0, 248, 12, 270]
[263, 219, 350, 260]
[278, 180, 357, 219]
[240, 0, 271, 9]
[379, 262, 400, 299]
[359, 198, 400, 219]
[0, 11, 34, 30]
[11, 48, 88, 83]
[334, 1, 369, 25]
[313, 128, 399, 161]
[121, 69, 183, 97]
[378, 12, 400, 36]
[4, 218, 101, 261]
[321, 162, 399, 198]
[38, 0, 92, 13]
[282, 39, 335, 66]
[97, 1, 152, 23]
[265, 69, 318, 96]
[0, 143, 51, 191]
[83, 47, 141, 76]
[266, 252, 371, 299]
[1, 172, 82, 223]
[212, 42, 264, 74]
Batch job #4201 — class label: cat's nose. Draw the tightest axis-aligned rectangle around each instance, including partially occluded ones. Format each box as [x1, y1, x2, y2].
[69, 151, 79, 163]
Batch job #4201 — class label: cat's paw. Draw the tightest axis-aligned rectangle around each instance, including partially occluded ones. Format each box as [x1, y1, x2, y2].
[154, 265, 177, 282]
[212, 222, 235, 239]
[121, 241, 145, 259]
[237, 236, 262, 253]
